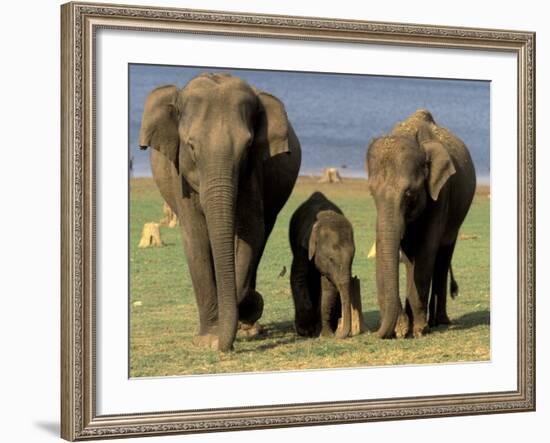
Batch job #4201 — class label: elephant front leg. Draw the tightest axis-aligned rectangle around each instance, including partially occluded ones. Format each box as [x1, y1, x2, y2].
[392, 254, 413, 338]
[320, 275, 339, 337]
[178, 198, 219, 349]
[350, 277, 367, 336]
[234, 176, 266, 336]
[235, 235, 264, 329]
[238, 217, 278, 338]
[236, 288, 265, 338]
[406, 254, 436, 338]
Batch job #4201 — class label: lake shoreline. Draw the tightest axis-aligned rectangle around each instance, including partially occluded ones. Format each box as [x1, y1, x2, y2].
[130, 175, 490, 196]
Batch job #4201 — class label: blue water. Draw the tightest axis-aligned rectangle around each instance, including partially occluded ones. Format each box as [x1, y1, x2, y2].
[129, 64, 490, 181]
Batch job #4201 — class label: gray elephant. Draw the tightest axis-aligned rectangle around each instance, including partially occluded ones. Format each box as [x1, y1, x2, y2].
[289, 192, 356, 338]
[138, 73, 301, 351]
[366, 109, 476, 338]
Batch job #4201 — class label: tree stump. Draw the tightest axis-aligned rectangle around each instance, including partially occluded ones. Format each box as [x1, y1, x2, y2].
[159, 201, 178, 228]
[138, 222, 164, 248]
[318, 167, 343, 183]
[350, 276, 367, 335]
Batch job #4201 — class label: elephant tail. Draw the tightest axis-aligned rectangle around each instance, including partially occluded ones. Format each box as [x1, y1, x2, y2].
[450, 264, 459, 299]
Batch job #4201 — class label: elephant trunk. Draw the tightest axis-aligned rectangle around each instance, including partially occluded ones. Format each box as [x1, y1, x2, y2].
[335, 279, 352, 338]
[138, 121, 155, 150]
[138, 129, 150, 150]
[202, 167, 238, 352]
[375, 204, 404, 338]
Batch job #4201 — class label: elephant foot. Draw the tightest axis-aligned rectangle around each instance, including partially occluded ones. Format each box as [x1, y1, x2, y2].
[333, 318, 350, 339]
[436, 314, 452, 325]
[413, 322, 429, 338]
[295, 322, 319, 338]
[238, 290, 264, 325]
[192, 334, 219, 350]
[395, 313, 410, 339]
[429, 314, 452, 328]
[375, 328, 395, 339]
[334, 328, 349, 339]
[237, 321, 264, 338]
[320, 326, 334, 338]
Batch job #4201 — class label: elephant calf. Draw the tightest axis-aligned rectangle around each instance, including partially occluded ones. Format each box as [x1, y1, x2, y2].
[289, 192, 360, 338]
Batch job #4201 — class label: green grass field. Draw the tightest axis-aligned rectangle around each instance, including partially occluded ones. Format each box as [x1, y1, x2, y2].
[130, 177, 490, 377]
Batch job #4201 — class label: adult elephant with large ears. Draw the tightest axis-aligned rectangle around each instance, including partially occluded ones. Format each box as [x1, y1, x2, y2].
[367, 109, 475, 339]
[138, 73, 301, 352]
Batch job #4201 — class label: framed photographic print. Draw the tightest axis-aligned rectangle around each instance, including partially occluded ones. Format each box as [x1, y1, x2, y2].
[61, 1, 536, 440]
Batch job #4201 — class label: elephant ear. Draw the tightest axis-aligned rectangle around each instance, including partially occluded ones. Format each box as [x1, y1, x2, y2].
[254, 91, 291, 160]
[139, 85, 180, 170]
[307, 221, 320, 261]
[417, 125, 456, 201]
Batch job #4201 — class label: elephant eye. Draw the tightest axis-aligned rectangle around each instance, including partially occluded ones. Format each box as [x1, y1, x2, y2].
[187, 141, 197, 162]
[245, 132, 254, 148]
[404, 189, 416, 206]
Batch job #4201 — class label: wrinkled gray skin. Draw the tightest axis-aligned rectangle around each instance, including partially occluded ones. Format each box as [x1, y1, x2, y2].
[138, 73, 301, 351]
[366, 109, 476, 338]
[289, 192, 356, 338]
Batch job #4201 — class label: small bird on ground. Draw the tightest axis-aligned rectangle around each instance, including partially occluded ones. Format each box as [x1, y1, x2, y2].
[278, 266, 287, 278]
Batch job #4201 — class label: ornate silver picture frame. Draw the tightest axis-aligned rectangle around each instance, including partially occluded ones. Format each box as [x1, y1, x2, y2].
[61, 1, 535, 440]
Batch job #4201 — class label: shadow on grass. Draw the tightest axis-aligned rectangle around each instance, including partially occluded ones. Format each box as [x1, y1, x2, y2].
[235, 309, 488, 353]
[361, 309, 489, 334]
[237, 320, 294, 341]
[451, 310, 490, 330]
[237, 320, 325, 352]
[238, 313, 383, 352]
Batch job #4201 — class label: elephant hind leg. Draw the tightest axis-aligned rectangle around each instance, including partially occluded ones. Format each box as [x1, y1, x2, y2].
[291, 257, 320, 337]
[429, 242, 456, 327]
